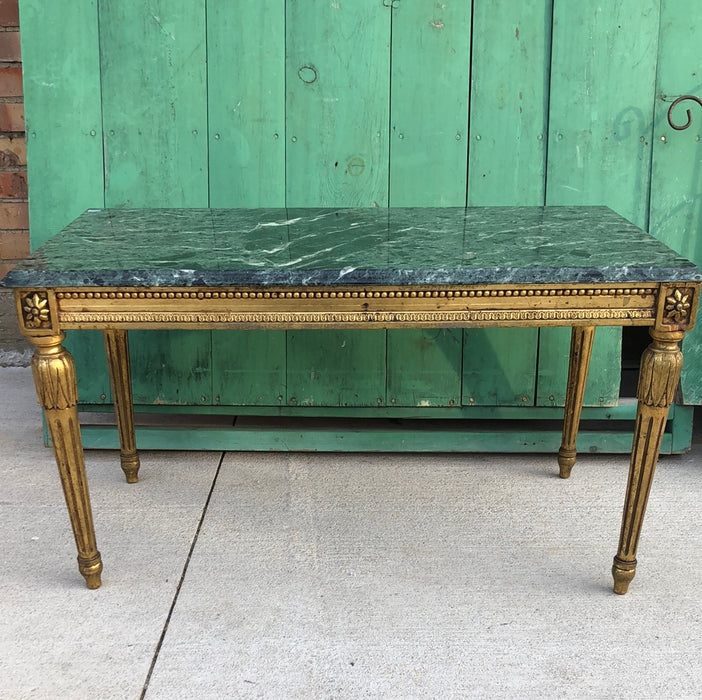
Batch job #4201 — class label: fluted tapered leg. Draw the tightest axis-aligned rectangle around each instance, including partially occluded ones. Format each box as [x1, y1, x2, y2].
[30, 333, 102, 589]
[558, 326, 595, 478]
[612, 329, 684, 594]
[104, 330, 140, 483]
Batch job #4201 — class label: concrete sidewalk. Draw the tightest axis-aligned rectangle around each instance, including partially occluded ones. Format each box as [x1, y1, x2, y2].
[1, 365, 701, 699]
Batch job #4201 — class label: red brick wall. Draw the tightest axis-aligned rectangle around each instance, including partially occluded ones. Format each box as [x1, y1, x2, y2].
[0, 0, 26, 280]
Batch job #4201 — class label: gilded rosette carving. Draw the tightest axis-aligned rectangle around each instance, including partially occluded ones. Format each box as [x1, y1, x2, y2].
[657, 285, 698, 330]
[22, 291, 51, 329]
[31, 343, 79, 410]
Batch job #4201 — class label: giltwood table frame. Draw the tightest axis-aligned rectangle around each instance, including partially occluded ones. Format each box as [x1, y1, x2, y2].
[14, 278, 700, 594]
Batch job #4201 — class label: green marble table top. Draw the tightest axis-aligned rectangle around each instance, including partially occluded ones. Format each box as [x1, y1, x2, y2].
[2, 207, 700, 288]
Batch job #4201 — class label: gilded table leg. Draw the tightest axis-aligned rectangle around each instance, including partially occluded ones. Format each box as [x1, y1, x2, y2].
[558, 326, 595, 478]
[104, 330, 140, 483]
[30, 333, 103, 589]
[612, 329, 684, 594]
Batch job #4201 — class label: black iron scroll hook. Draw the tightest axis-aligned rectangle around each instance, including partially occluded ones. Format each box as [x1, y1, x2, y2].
[667, 95, 702, 131]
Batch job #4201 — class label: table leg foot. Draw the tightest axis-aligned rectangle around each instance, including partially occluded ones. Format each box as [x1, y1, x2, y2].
[612, 557, 636, 595]
[120, 454, 140, 484]
[557, 449, 576, 479]
[79, 553, 103, 589]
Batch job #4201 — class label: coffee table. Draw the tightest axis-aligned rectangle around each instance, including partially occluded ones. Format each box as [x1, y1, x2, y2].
[3, 206, 700, 594]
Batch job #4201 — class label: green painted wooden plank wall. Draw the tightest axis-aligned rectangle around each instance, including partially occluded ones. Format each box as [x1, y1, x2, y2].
[98, 1, 213, 407]
[18, 1, 702, 427]
[650, 2, 702, 403]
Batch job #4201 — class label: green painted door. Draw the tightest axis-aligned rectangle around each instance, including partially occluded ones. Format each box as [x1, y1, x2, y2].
[18, 1, 702, 439]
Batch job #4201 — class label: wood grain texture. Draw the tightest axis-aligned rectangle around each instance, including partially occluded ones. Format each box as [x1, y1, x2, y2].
[537, 326, 622, 407]
[546, 1, 659, 222]
[128, 329, 212, 406]
[63, 331, 111, 404]
[387, 329, 462, 407]
[99, 0, 208, 207]
[207, 0, 285, 207]
[286, 329, 386, 408]
[19, 0, 104, 248]
[467, 0, 550, 207]
[285, 1, 390, 206]
[389, 0, 471, 206]
[212, 330, 286, 406]
[462, 328, 537, 407]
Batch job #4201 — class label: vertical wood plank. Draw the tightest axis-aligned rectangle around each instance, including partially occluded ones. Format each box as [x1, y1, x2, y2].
[467, 0, 550, 207]
[463, 0, 552, 406]
[212, 330, 286, 406]
[207, 0, 285, 207]
[387, 329, 462, 407]
[536, 327, 622, 407]
[649, 2, 702, 403]
[99, 0, 208, 207]
[207, 1, 287, 406]
[540, 0, 660, 406]
[285, 2, 391, 207]
[463, 328, 537, 407]
[546, 2, 659, 222]
[19, 1, 104, 248]
[99, 0, 210, 405]
[286, 330, 385, 408]
[64, 332, 112, 405]
[128, 330, 212, 406]
[20, 2, 107, 402]
[385, 1, 471, 407]
[389, 1, 471, 207]
[284, 2, 390, 406]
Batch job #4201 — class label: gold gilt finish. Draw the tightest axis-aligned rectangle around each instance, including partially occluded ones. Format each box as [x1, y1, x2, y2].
[29, 333, 102, 589]
[13, 278, 701, 593]
[558, 326, 596, 479]
[612, 328, 684, 594]
[103, 330, 140, 483]
[52, 283, 661, 330]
